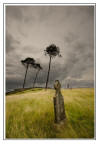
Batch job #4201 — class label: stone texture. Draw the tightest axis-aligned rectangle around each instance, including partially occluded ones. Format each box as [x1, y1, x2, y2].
[53, 80, 66, 123]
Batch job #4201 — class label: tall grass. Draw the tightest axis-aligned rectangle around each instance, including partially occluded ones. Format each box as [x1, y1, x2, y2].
[6, 88, 94, 138]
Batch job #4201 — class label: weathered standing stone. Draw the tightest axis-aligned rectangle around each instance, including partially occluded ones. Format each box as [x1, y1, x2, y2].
[53, 80, 66, 123]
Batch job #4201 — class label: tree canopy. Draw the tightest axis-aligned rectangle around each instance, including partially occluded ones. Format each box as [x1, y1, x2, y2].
[44, 44, 61, 58]
[31, 63, 43, 70]
[21, 57, 35, 67]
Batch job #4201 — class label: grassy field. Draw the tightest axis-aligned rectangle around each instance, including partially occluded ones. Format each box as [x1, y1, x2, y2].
[6, 88, 94, 139]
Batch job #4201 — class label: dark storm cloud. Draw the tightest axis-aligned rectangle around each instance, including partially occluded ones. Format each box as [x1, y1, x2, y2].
[63, 41, 94, 79]
[6, 6, 23, 20]
[6, 31, 20, 53]
[6, 5, 95, 91]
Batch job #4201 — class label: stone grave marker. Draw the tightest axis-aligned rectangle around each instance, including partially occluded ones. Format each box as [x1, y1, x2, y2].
[53, 80, 66, 123]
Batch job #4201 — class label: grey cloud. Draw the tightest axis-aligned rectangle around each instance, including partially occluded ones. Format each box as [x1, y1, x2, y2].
[6, 5, 95, 91]
[6, 32, 20, 53]
[64, 33, 79, 44]
[6, 6, 23, 20]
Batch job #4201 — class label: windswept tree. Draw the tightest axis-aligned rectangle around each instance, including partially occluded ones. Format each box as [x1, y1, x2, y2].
[44, 44, 61, 89]
[32, 63, 42, 88]
[21, 57, 35, 88]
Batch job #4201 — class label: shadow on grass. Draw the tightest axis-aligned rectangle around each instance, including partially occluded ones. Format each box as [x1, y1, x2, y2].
[6, 88, 43, 96]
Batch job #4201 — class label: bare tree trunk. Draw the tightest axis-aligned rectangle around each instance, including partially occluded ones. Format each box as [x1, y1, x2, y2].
[23, 64, 29, 88]
[45, 55, 52, 89]
[33, 69, 40, 88]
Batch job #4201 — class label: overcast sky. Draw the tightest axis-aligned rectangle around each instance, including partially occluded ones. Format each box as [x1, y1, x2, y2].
[6, 5, 95, 91]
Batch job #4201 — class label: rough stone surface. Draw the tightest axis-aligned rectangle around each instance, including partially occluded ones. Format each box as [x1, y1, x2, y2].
[53, 80, 66, 123]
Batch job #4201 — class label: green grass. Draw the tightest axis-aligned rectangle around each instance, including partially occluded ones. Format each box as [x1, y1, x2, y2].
[6, 88, 94, 139]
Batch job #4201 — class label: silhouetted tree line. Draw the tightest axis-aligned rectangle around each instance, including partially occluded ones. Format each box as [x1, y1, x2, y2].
[21, 44, 61, 89]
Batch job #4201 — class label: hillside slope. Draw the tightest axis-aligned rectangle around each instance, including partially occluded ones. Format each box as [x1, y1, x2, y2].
[6, 88, 94, 138]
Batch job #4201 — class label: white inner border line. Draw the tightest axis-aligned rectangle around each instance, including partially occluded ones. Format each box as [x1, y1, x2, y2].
[3, 3, 96, 140]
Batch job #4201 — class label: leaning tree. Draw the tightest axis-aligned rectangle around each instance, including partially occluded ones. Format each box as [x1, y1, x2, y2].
[44, 44, 61, 89]
[32, 63, 42, 88]
[21, 57, 35, 88]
